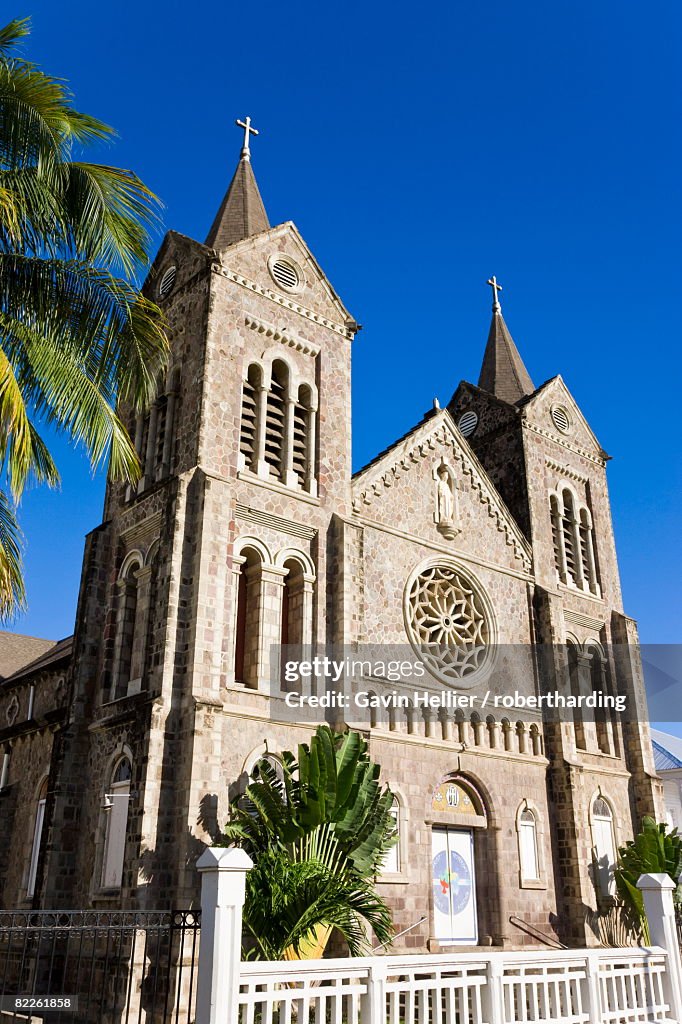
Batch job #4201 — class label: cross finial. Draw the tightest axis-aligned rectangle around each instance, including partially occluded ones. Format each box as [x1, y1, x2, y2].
[236, 116, 259, 162]
[487, 275, 503, 311]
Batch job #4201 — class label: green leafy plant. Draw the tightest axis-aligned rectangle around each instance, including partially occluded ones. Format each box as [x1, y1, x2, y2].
[614, 816, 682, 942]
[0, 17, 168, 619]
[219, 726, 397, 958]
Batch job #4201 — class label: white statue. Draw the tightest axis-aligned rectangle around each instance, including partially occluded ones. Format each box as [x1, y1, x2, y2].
[434, 459, 460, 539]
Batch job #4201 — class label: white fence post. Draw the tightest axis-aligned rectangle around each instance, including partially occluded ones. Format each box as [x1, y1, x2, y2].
[482, 958, 504, 1024]
[195, 846, 253, 1024]
[361, 959, 387, 1024]
[584, 951, 603, 1024]
[638, 872, 682, 1022]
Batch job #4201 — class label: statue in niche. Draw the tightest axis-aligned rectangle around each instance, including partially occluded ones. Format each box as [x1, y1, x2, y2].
[433, 459, 460, 539]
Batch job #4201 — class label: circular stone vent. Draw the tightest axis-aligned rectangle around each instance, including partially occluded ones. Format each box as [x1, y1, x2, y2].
[458, 411, 478, 438]
[404, 561, 495, 687]
[158, 265, 177, 298]
[551, 405, 571, 434]
[270, 257, 300, 291]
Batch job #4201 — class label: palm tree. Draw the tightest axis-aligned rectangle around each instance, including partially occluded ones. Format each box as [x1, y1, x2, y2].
[241, 846, 393, 961]
[0, 17, 168, 619]
[220, 726, 397, 958]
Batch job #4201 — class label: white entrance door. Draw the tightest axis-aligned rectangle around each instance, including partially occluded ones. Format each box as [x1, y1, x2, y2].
[432, 827, 478, 944]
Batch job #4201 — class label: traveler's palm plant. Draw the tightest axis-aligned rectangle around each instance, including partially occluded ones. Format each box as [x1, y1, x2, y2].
[0, 18, 167, 618]
[220, 726, 397, 958]
[614, 816, 682, 943]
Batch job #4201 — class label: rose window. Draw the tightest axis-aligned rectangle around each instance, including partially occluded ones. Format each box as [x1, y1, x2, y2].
[405, 562, 493, 685]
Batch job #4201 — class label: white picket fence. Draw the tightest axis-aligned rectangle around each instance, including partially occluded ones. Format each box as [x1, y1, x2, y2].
[237, 948, 673, 1024]
[194, 848, 682, 1024]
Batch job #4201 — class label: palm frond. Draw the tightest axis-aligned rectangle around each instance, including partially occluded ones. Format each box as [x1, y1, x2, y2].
[242, 849, 393, 960]
[0, 60, 113, 170]
[0, 254, 168, 410]
[0, 18, 30, 57]
[63, 163, 161, 274]
[0, 345, 59, 496]
[0, 487, 24, 620]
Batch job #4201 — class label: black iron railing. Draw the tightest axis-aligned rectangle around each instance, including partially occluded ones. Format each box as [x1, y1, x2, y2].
[0, 909, 200, 1023]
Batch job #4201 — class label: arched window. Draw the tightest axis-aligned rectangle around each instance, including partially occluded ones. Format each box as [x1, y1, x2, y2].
[517, 806, 540, 882]
[27, 777, 48, 898]
[129, 369, 179, 496]
[264, 360, 288, 480]
[567, 641, 586, 750]
[588, 646, 614, 756]
[561, 490, 578, 584]
[579, 508, 599, 595]
[240, 364, 261, 471]
[113, 557, 142, 699]
[234, 547, 264, 688]
[292, 384, 313, 488]
[101, 756, 132, 890]
[591, 795, 616, 897]
[239, 358, 317, 493]
[281, 559, 306, 651]
[550, 494, 562, 579]
[0, 744, 10, 789]
[549, 485, 600, 595]
[380, 795, 402, 876]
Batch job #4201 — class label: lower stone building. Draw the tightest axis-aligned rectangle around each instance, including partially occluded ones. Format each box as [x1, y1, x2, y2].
[0, 123, 663, 951]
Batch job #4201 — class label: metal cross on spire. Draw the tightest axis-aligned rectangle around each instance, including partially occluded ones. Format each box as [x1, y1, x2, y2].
[236, 116, 259, 162]
[487, 275, 503, 311]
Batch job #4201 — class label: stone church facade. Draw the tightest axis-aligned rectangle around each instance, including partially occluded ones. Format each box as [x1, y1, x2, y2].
[0, 128, 663, 951]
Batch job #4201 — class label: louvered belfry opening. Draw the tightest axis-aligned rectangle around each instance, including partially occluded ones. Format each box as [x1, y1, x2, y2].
[154, 395, 168, 477]
[292, 384, 311, 486]
[264, 360, 288, 479]
[240, 364, 261, 469]
[562, 491, 577, 583]
[579, 508, 593, 588]
[550, 494, 562, 573]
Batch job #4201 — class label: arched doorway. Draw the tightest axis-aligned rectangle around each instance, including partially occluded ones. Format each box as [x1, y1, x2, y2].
[430, 778, 487, 945]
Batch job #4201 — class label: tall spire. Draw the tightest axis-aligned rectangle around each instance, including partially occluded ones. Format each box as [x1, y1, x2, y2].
[205, 116, 270, 250]
[477, 276, 534, 404]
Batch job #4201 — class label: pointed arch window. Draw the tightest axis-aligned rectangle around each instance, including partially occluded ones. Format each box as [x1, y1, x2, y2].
[380, 794, 405, 877]
[27, 777, 49, 898]
[101, 756, 132, 890]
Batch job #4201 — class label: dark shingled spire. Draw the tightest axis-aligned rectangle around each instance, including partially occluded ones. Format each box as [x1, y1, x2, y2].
[478, 279, 534, 404]
[205, 119, 270, 249]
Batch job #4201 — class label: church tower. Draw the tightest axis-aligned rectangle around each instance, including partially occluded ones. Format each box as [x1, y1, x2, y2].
[449, 279, 662, 943]
[42, 120, 360, 907]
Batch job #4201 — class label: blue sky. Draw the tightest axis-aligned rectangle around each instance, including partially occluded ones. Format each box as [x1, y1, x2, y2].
[7, 1, 681, 727]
